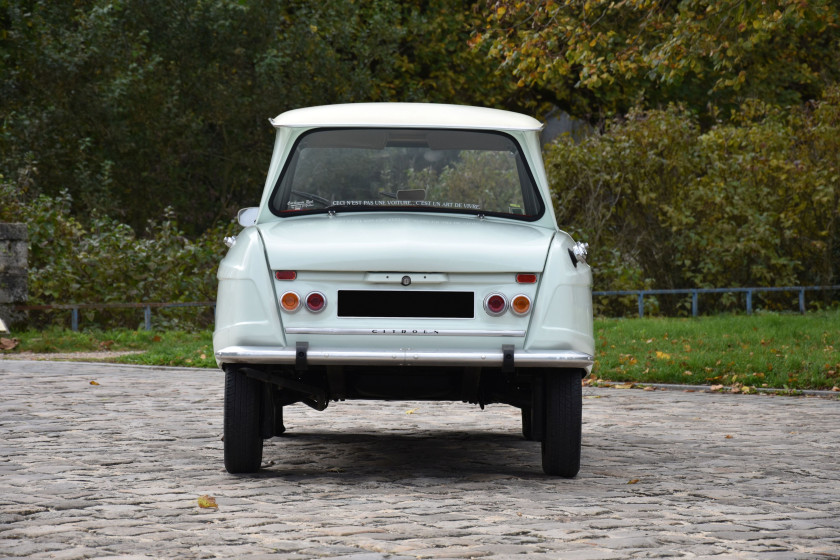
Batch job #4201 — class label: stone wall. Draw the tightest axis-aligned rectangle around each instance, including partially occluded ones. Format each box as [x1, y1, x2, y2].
[0, 223, 28, 326]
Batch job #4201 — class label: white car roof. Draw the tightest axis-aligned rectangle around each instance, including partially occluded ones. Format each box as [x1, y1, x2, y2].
[270, 103, 543, 131]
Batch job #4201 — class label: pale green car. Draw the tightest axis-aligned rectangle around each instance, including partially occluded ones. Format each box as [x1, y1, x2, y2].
[214, 103, 594, 477]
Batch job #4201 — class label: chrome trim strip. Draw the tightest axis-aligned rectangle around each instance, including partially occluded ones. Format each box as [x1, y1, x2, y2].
[284, 327, 526, 337]
[216, 345, 594, 368]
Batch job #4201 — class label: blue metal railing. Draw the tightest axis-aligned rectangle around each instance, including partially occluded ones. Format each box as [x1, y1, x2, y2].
[593, 285, 840, 318]
[16, 302, 215, 331]
[14, 285, 840, 329]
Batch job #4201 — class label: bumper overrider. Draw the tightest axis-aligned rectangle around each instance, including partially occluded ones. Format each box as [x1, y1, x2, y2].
[215, 345, 594, 369]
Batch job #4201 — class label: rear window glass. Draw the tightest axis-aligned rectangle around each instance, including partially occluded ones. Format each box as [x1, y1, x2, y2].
[268, 128, 544, 220]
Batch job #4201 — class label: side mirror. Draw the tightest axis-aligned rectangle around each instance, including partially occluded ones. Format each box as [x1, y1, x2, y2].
[237, 207, 259, 227]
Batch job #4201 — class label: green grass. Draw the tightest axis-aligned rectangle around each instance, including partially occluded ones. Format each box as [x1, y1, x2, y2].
[594, 310, 840, 390]
[3, 311, 839, 390]
[2, 327, 216, 368]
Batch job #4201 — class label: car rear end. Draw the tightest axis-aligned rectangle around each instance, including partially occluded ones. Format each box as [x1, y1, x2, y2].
[213, 103, 594, 477]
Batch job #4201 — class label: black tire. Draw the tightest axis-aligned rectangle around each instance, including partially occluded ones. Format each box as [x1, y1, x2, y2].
[521, 407, 534, 441]
[541, 369, 582, 477]
[224, 367, 263, 473]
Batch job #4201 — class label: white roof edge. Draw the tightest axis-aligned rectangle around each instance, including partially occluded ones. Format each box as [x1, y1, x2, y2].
[269, 103, 544, 131]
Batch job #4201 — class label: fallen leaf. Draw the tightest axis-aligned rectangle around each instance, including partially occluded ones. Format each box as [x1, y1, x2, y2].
[200, 353, 207, 360]
[655, 351, 671, 360]
[643, 386, 656, 391]
[197, 495, 218, 509]
[326, 467, 345, 473]
[627, 478, 640, 484]
[405, 408, 417, 414]
[725, 435, 733, 439]
[152, 335, 162, 342]
[0, 337, 19, 351]
[619, 354, 637, 365]
[89, 380, 100, 386]
[832, 386, 839, 392]
[710, 384, 724, 391]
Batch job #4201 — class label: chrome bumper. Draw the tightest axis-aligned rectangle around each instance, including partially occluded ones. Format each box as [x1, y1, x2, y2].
[215, 345, 594, 369]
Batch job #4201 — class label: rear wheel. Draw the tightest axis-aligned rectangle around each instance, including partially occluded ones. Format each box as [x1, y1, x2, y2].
[541, 369, 582, 477]
[224, 366, 263, 473]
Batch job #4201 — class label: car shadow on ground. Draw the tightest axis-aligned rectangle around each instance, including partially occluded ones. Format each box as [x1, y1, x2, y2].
[242, 430, 549, 480]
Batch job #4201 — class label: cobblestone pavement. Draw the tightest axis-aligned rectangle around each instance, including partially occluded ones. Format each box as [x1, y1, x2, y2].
[1, 360, 839, 559]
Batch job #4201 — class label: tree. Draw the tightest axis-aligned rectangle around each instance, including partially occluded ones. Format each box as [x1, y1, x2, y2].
[478, 0, 840, 122]
[0, 1, 403, 233]
[1, 0, 534, 235]
[545, 86, 840, 313]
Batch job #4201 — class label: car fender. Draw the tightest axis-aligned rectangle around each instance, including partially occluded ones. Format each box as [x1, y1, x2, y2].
[525, 232, 595, 358]
[213, 227, 286, 364]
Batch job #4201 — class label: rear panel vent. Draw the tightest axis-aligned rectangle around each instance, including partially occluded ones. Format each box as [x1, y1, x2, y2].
[338, 290, 474, 318]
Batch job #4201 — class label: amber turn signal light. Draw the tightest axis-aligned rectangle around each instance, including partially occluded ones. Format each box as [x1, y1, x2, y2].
[511, 295, 531, 316]
[280, 291, 300, 312]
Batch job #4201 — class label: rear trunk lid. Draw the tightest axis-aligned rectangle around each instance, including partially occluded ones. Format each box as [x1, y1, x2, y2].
[258, 213, 553, 273]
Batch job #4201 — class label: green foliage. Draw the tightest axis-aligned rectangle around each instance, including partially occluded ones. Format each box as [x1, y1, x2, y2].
[3, 0, 840, 324]
[1, 183, 233, 328]
[478, 0, 840, 122]
[548, 86, 840, 313]
[0, 0, 529, 235]
[1, 0, 399, 233]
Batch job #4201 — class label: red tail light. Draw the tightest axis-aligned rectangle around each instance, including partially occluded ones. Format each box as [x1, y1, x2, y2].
[275, 270, 297, 280]
[484, 293, 508, 316]
[516, 273, 537, 284]
[305, 292, 326, 312]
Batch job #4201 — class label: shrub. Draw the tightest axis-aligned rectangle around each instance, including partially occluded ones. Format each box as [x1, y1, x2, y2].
[547, 86, 840, 315]
[0, 183, 234, 329]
